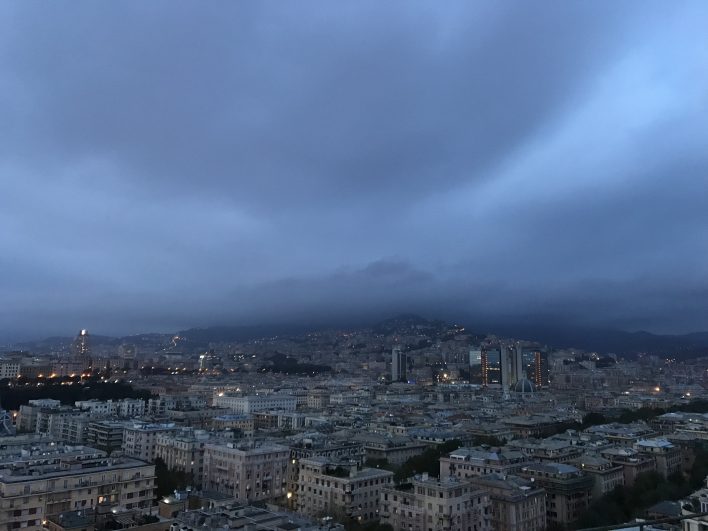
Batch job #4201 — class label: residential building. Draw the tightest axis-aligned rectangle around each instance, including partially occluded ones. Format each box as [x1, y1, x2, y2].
[381, 473, 491, 531]
[0, 359, 21, 380]
[174, 503, 345, 531]
[202, 442, 290, 503]
[122, 423, 178, 462]
[16, 399, 61, 433]
[86, 421, 128, 454]
[600, 447, 657, 487]
[470, 473, 547, 531]
[572, 455, 624, 500]
[0, 444, 154, 531]
[297, 458, 393, 522]
[75, 399, 146, 418]
[354, 434, 427, 467]
[519, 463, 593, 527]
[635, 438, 682, 478]
[155, 428, 210, 485]
[212, 395, 297, 414]
[287, 438, 364, 510]
[211, 415, 254, 436]
[440, 447, 529, 480]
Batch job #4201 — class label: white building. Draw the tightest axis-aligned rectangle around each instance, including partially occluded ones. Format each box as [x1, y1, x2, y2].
[75, 398, 146, 418]
[122, 422, 178, 462]
[213, 394, 297, 414]
[0, 359, 21, 379]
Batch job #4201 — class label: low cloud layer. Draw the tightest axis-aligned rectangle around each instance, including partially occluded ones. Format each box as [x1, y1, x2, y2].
[1, 2, 707, 340]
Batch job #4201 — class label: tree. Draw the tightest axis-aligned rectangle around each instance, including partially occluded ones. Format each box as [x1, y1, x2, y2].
[581, 412, 607, 428]
[394, 440, 462, 483]
[154, 457, 192, 499]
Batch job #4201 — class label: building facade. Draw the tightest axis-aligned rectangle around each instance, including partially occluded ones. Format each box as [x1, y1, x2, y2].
[0, 445, 154, 531]
[202, 442, 290, 503]
[381, 474, 491, 531]
[298, 458, 393, 523]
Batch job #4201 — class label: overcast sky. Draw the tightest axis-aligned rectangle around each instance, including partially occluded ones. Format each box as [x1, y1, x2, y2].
[1, 2, 708, 340]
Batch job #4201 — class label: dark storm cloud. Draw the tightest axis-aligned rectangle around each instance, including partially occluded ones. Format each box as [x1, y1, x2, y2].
[1, 1, 707, 340]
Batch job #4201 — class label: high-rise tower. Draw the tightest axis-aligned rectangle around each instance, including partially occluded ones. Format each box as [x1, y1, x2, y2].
[391, 347, 408, 382]
[71, 329, 92, 373]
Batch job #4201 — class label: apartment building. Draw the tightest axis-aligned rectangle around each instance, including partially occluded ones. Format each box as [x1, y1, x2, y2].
[0, 359, 21, 379]
[86, 421, 129, 454]
[518, 463, 593, 527]
[470, 473, 546, 531]
[287, 439, 364, 510]
[51, 413, 92, 444]
[75, 398, 146, 418]
[16, 399, 61, 433]
[297, 458, 393, 523]
[211, 415, 254, 436]
[585, 422, 657, 447]
[381, 474, 491, 531]
[212, 394, 297, 414]
[440, 447, 529, 481]
[306, 390, 330, 410]
[122, 423, 178, 462]
[148, 395, 209, 415]
[174, 503, 346, 531]
[155, 429, 210, 485]
[0, 444, 155, 531]
[600, 447, 657, 487]
[572, 455, 624, 500]
[24, 406, 92, 444]
[353, 434, 427, 467]
[634, 439, 682, 478]
[202, 442, 290, 503]
[506, 438, 582, 464]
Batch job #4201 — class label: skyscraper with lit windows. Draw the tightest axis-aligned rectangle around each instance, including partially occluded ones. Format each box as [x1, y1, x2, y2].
[71, 329, 93, 373]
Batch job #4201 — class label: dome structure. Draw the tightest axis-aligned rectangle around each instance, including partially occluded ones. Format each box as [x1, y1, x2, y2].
[512, 378, 536, 394]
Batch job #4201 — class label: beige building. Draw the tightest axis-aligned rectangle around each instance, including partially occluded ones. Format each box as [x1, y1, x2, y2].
[297, 458, 393, 523]
[0, 444, 155, 531]
[440, 447, 529, 480]
[212, 394, 296, 414]
[519, 463, 593, 527]
[381, 474, 491, 531]
[354, 434, 427, 467]
[470, 473, 546, 531]
[202, 442, 290, 503]
[306, 390, 330, 410]
[600, 447, 656, 487]
[16, 399, 61, 433]
[572, 455, 624, 500]
[155, 429, 210, 485]
[211, 414, 254, 436]
[0, 359, 21, 379]
[122, 422, 178, 462]
[287, 439, 364, 510]
[635, 439, 682, 478]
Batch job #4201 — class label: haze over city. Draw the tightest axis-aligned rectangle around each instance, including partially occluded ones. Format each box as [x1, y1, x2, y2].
[2, 2, 708, 341]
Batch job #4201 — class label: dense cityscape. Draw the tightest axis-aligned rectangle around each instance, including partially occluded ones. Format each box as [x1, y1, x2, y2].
[3, 2, 708, 531]
[1, 316, 708, 531]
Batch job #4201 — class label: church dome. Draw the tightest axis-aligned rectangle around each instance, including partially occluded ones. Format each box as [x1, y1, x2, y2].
[512, 378, 536, 394]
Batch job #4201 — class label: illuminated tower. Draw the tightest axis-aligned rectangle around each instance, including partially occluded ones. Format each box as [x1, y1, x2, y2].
[481, 347, 502, 387]
[72, 329, 93, 373]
